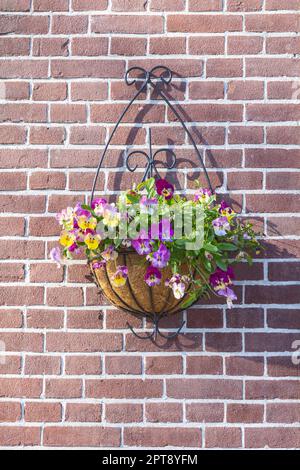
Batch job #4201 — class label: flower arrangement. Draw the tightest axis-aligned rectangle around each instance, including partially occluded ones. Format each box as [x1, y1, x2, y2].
[51, 177, 261, 310]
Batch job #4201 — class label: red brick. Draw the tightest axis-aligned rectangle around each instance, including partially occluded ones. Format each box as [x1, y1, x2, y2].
[246, 332, 299, 352]
[70, 126, 106, 144]
[0, 0, 31, 11]
[189, 82, 224, 100]
[246, 380, 300, 399]
[0, 263, 24, 282]
[228, 80, 264, 100]
[25, 402, 61, 423]
[247, 104, 300, 122]
[44, 426, 120, 447]
[0, 38, 30, 56]
[267, 403, 300, 423]
[126, 333, 202, 353]
[267, 217, 300, 236]
[226, 356, 264, 376]
[71, 82, 107, 101]
[267, 309, 300, 329]
[0, 240, 44, 260]
[0, 149, 47, 168]
[189, 0, 222, 10]
[0, 427, 41, 446]
[0, 356, 22, 375]
[92, 103, 165, 123]
[69, 171, 104, 191]
[65, 404, 101, 422]
[228, 126, 264, 145]
[46, 332, 122, 352]
[206, 427, 242, 448]
[0, 378, 42, 398]
[0, 15, 49, 34]
[245, 148, 300, 168]
[0, 309, 23, 328]
[25, 356, 61, 375]
[266, 0, 300, 8]
[31, 261, 63, 283]
[33, 82, 67, 101]
[0, 171, 26, 189]
[67, 309, 102, 329]
[27, 309, 64, 329]
[124, 427, 201, 448]
[187, 308, 223, 328]
[226, 308, 264, 328]
[186, 356, 223, 375]
[189, 36, 224, 55]
[48, 194, 85, 213]
[246, 194, 299, 213]
[106, 356, 142, 375]
[72, 37, 108, 56]
[186, 403, 224, 422]
[227, 171, 263, 189]
[246, 14, 300, 32]
[52, 15, 88, 34]
[30, 170, 66, 189]
[0, 332, 43, 352]
[128, 58, 202, 78]
[3, 82, 30, 100]
[207, 59, 243, 78]
[267, 126, 300, 145]
[227, 0, 263, 10]
[267, 36, 300, 55]
[151, 0, 185, 10]
[167, 379, 242, 399]
[168, 104, 243, 122]
[105, 403, 143, 423]
[91, 15, 163, 34]
[112, 0, 147, 10]
[72, 0, 108, 10]
[86, 379, 163, 399]
[33, 0, 69, 11]
[45, 379, 82, 398]
[167, 15, 242, 32]
[0, 59, 48, 79]
[228, 35, 263, 54]
[50, 104, 86, 123]
[33, 37, 69, 56]
[146, 403, 183, 423]
[0, 402, 21, 422]
[0, 287, 44, 306]
[245, 428, 300, 448]
[267, 172, 300, 190]
[150, 37, 186, 55]
[206, 333, 242, 352]
[227, 404, 264, 423]
[65, 356, 102, 375]
[51, 59, 124, 78]
[111, 37, 147, 56]
[0, 103, 47, 123]
[267, 356, 300, 377]
[145, 356, 183, 375]
[247, 58, 300, 77]
[29, 216, 59, 237]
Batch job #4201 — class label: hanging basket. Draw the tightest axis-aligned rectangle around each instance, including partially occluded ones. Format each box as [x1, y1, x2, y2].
[89, 250, 199, 317]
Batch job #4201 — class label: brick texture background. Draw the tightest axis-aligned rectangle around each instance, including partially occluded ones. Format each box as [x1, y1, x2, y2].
[0, 0, 300, 449]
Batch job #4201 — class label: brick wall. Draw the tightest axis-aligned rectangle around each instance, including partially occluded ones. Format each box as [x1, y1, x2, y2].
[0, 0, 300, 449]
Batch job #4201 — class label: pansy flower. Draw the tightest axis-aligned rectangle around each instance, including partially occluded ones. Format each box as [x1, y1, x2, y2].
[84, 233, 101, 250]
[194, 188, 212, 204]
[148, 243, 170, 269]
[91, 198, 107, 216]
[209, 267, 237, 308]
[102, 204, 120, 228]
[165, 273, 190, 299]
[144, 266, 162, 286]
[155, 178, 174, 200]
[50, 247, 62, 267]
[77, 216, 97, 231]
[59, 231, 76, 248]
[101, 245, 118, 261]
[56, 207, 75, 230]
[111, 266, 128, 287]
[149, 219, 174, 241]
[219, 200, 235, 218]
[212, 216, 231, 236]
[92, 260, 106, 270]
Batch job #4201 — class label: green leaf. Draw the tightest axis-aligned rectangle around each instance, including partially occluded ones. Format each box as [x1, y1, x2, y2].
[203, 243, 219, 253]
[217, 242, 238, 251]
[215, 257, 228, 271]
[81, 204, 92, 211]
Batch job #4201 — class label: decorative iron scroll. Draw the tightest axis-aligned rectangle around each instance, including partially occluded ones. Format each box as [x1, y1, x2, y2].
[90, 66, 213, 340]
[91, 65, 213, 201]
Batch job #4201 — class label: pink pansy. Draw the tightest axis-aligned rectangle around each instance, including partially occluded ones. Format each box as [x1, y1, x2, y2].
[144, 266, 162, 286]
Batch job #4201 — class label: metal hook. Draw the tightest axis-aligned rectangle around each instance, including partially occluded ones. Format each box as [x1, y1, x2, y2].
[127, 314, 186, 340]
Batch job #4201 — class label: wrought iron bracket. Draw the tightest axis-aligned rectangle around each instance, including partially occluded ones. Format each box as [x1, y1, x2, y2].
[127, 314, 186, 340]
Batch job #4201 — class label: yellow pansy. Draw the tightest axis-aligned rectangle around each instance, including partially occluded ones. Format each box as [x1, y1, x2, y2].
[78, 216, 97, 231]
[84, 233, 101, 250]
[59, 231, 76, 248]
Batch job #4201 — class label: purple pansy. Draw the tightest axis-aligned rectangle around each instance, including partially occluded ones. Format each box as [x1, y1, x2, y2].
[91, 198, 107, 216]
[144, 266, 162, 286]
[132, 229, 153, 255]
[194, 188, 212, 203]
[148, 243, 170, 269]
[210, 267, 236, 308]
[50, 247, 62, 267]
[212, 216, 231, 236]
[155, 178, 174, 200]
[149, 219, 174, 241]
